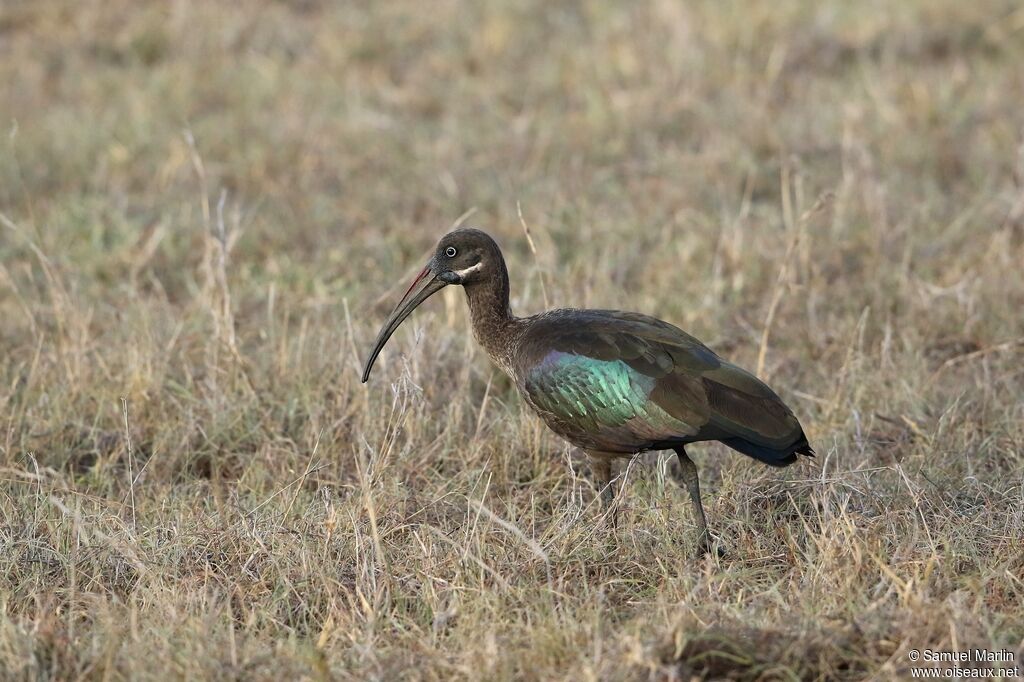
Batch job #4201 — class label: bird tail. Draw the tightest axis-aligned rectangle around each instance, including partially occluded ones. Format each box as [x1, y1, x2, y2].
[721, 430, 815, 468]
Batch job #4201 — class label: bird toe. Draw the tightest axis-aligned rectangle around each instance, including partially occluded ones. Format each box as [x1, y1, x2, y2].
[695, 534, 725, 560]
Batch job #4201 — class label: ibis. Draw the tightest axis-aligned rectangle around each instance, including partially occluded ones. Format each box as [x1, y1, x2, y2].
[362, 228, 814, 555]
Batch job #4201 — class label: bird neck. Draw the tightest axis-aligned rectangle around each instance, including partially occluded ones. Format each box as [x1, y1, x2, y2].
[463, 257, 518, 371]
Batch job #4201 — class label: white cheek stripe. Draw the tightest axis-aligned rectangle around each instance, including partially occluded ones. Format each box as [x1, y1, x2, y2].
[454, 262, 483, 279]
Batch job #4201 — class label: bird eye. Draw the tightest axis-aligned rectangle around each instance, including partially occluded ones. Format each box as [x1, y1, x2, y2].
[445, 246, 457, 258]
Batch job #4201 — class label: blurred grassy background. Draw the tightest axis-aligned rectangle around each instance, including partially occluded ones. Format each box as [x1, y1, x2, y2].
[2, 0, 1023, 679]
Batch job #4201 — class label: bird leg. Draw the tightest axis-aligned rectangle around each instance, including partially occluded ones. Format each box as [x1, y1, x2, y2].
[589, 454, 617, 526]
[673, 448, 714, 556]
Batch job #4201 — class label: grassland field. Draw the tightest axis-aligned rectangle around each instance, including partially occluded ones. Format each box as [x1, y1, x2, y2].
[1, 1, 1023, 679]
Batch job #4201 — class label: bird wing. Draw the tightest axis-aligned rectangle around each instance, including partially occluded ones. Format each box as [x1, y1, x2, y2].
[517, 310, 803, 453]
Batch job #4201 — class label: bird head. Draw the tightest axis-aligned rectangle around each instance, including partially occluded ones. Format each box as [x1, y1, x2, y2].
[361, 228, 500, 382]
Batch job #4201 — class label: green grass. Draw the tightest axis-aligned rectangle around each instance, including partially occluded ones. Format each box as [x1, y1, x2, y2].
[1, 0, 1023, 679]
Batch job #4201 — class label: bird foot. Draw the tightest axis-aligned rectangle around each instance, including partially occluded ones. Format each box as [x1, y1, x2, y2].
[695, 535, 726, 559]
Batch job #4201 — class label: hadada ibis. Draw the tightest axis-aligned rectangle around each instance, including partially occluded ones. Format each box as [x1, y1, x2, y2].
[362, 228, 814, 556]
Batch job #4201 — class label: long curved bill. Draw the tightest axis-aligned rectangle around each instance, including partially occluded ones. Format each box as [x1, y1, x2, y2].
[361, 265, 447, 382]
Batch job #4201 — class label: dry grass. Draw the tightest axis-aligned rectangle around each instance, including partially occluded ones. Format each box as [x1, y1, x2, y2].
[2, 0, 1023, 679]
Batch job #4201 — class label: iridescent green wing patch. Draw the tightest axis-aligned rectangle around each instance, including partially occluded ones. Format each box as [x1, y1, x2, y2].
[524, 350, 705, 444]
